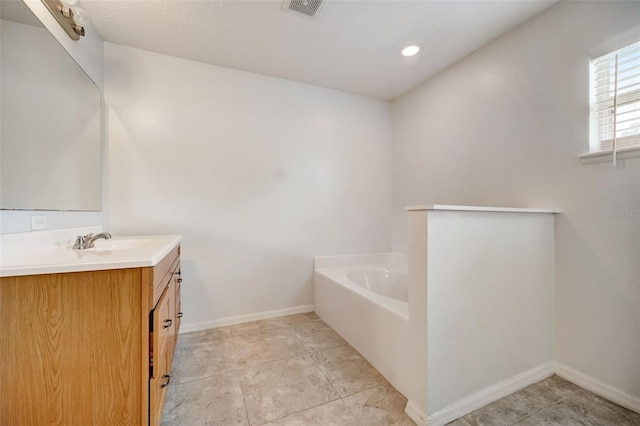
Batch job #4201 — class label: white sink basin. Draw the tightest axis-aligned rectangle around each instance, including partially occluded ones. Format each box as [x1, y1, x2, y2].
[89, 238, 155, 252]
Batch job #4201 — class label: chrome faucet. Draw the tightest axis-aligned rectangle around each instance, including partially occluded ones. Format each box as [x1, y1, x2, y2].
[73, 232, 112, 250]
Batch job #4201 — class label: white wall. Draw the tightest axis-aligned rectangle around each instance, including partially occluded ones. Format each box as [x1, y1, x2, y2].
[104, 43, 392, 327]
[0, 0, 105, 234]
[393, 0, 640, 405]
[426, 210, 555, 419]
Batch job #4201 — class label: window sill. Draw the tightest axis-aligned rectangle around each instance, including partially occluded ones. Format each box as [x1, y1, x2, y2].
[579, 146, 640, 163]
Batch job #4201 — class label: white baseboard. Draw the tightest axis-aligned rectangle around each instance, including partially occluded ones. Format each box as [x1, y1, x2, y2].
[179, 304, 315, 334]
[427, 362, 554, 426]
[555, 362, 640, 414]
[405, 399, 427, 426]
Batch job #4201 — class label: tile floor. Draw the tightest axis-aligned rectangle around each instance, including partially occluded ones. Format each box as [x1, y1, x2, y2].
[161, 312, 415, 425]
[449, 375, 640, 426]
[162, 312, 640, 426]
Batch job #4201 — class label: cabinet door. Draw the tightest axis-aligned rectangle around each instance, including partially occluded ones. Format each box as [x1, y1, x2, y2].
[152, 283, 174, 374]
[150, 256, 181, 426]
[150, 284, 175, 426]
[0, 269, 145, 425]
[174, 265, 182, 336]
[149, 345, 171, 426]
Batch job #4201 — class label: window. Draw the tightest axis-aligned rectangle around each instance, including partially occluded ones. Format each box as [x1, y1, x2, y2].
[590, 40, 640, 155]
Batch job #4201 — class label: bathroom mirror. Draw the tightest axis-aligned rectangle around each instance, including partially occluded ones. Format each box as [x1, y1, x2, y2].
[0, 0, 102, 211]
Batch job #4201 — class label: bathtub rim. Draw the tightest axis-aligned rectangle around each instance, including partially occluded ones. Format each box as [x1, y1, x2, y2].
[346, 269, 409, 303]
[314, 265, 409, 321]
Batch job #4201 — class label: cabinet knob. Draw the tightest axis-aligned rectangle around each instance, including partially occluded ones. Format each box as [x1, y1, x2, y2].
[177, 278, 183, 283]
[163, 319, 173, 329]
[174, 270, 181, 276]
[160, 374, 171, 388]
[177, 312, 183, 319]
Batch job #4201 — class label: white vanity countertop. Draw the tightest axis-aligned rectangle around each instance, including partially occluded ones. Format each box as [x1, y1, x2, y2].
[0, 226, 182, 277]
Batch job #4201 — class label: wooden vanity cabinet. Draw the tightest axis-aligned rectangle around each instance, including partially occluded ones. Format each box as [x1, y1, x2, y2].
[149, 255, 182, 426]
[0, 245, 182, 426]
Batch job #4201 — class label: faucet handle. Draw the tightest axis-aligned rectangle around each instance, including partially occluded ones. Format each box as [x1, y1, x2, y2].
[73, 235, 85, 250]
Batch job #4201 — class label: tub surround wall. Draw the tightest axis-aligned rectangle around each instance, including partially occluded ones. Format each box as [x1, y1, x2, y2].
[392, 0, 640, 409]
[405, 211, 428, 425]
[105, 43, 392, 329]
[411, 208, 556, 425]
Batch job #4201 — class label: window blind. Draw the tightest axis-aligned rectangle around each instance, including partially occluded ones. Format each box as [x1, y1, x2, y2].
[590, 41, 640, 156]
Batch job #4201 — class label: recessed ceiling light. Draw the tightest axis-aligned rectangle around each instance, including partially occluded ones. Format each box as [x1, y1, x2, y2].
[400, 43, 422, 57]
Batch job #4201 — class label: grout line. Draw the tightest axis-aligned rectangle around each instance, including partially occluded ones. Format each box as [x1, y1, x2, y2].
[507, 406, 544, 426]
[258, 399, 343, 426]
[232, 318, 348, 371]
[340, 395, 366, 426]
[228, 312, 321, 338]
[239, 328, 344, 425]
[338, 382, 413, 425]
[313, 351, 341, 398]
[233, 342, 252, 426]
[230, 319, 340, 426]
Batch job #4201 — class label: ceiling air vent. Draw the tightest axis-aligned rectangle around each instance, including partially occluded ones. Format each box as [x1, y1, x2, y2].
[288, 0, 323, 18]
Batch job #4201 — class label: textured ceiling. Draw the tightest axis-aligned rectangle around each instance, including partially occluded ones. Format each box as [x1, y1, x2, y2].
[82, 0, 556, 100]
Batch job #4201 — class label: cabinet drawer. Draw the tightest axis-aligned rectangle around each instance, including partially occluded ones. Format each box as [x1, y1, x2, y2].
[151, 245, 180, 308]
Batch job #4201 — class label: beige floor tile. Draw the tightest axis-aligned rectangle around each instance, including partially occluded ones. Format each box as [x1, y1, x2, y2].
[560, 389, 640, 426]
[171, 336, 237, 384]
[513, 404, 586, 426]
[583, 405, 640, 426]
[312, 344, 385, 397]
[161, 370, 248, 426]
[446, 418, 473, 426]
[281, 312, 320, 324]
[233, 327, 308, 368]
[178, 326, 232, 344]
[165, 318, 640, 426]
[585, 392, 640, 424]
[230, 317, 287, 336]
[623, 407, 640, 423]
[261, 399, 359, 425]
[462, 391, 544, 426]
[240, 354, 340, 425]
[343, 383, 415, 426]
[522, 375, 581, 405]
[463, 382, 640, 426]
[289, 320, 346, 352]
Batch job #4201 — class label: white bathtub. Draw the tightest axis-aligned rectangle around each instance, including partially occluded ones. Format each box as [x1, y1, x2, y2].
[315, 257, 408, 321]
[347, 269, 408, 303]
[314, 253, 414, 409]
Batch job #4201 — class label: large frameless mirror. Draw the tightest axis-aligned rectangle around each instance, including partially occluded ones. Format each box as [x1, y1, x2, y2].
[0, 0, 102, 211]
